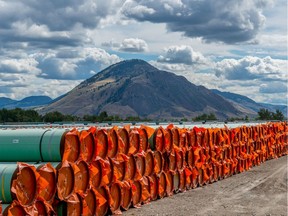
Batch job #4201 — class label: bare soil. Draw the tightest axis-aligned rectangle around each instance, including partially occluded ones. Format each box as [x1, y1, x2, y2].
[123, 156, 288, 216]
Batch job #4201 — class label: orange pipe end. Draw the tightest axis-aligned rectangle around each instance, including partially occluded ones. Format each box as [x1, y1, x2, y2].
[120, 181, 132, 210]
[56, 161, 75, 201]
[109, 183, 122, 214]
[144, 151, 154, 176]
[95, 186, 109, 216]
[37, 163, 57, 203]
[74, 161, 90, 194]
[79, 130, 94, 162]
[11, 163, 38, 206]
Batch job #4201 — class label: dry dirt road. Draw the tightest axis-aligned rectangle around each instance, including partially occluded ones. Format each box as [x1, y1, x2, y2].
[123, 155, 287, 216]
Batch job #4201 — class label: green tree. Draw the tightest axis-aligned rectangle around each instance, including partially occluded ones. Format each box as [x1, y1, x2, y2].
[98, 111, 108, 122]
[0, 108, 42, 122]
[0, 108, 11, 122]
[193, 113, 217, 121]
[257, 108, 272, 120]
[83, 114, 94, 122]
[125, 116, 141, 121]
[43, 111, 65, 122]
[180, 118, 188, 122]
[244, 115, 249, 121]
[207, 113, 217, 120]
[272, 109, 284, 121]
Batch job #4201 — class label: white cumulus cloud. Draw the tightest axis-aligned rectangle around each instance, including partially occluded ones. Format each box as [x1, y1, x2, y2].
[119, 38, 149, 52]
[36, 48, 121, 80]
[0, 57, 40, 74]
[157, 45, 207, 65]
[215, 56, 287, 81]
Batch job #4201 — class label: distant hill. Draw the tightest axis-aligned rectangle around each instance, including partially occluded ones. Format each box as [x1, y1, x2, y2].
[40, 59, 241, 120]
[0, 97, 17, 107]
[0, 96, 52, 109]
[211, 89, 287, 117]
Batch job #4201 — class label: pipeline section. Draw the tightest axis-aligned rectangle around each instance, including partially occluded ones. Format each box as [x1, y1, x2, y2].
[0, 122, 287, 215]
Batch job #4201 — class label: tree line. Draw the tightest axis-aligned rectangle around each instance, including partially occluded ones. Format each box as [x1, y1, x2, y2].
[256, 108, 284, 121]
[0, 109, 149, 123]
[0, 108, 285, 123]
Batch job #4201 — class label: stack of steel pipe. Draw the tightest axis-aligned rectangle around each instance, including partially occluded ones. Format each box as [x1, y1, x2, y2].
[0, 122, 287, 215]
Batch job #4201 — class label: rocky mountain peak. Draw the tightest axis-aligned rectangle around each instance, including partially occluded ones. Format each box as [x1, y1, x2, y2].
[41, 59, 241, 119]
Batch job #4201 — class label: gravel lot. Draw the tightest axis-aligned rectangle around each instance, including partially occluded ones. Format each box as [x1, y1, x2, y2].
[123, 155, 288, 216]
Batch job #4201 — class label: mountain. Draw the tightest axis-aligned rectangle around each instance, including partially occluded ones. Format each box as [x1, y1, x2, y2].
[0, 97, 17, 107]
[0, 96, 52, 109]
[211, 89, 260, 116]
[212, 89, 287, 117]
[40, 59, 241, 120]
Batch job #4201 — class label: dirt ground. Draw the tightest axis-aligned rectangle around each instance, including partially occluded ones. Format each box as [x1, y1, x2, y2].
[123, 155, 288, 216]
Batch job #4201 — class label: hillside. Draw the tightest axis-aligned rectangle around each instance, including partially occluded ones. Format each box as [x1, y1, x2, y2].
[212, 89, 287, 117]
[0, 96, 52, 109]
[0, 97, 16, 107]
[40, 59, 241, 119]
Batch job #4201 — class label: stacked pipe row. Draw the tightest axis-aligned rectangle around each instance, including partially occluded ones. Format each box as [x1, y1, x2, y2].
[0, 122, 287, 215]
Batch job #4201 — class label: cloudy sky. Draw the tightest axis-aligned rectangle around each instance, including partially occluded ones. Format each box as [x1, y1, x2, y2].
[0, 0, 287, 105]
